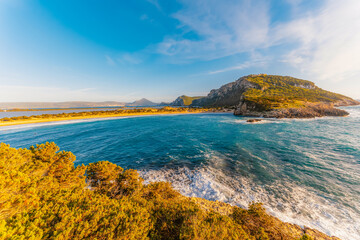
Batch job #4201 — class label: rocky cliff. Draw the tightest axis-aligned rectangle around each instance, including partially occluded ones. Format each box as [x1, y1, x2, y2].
[171, 95, 204, 106]
[191, 74, 359, 118]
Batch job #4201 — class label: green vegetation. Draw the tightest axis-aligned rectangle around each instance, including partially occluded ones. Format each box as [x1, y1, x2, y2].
[243, 74, 353, 111]
[180, 96, 204, 106]
[0, 143, 336, 239]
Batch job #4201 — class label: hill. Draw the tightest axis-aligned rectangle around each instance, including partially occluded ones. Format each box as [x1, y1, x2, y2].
[191, 74, 359, 118]
[125, 98, 159, 107]
[170, 95, 205, 106]
[0, 142, 340, 240]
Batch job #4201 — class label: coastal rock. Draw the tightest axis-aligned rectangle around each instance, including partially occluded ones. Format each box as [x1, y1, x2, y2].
[239, 103, 350, 118]
[170, 96, 186, 106]
[246, 119, 262, 123]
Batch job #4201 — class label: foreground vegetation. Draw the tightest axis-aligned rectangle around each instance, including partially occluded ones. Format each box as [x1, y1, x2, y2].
[0, 143, 339, 239]
[0, 107, 211, 127]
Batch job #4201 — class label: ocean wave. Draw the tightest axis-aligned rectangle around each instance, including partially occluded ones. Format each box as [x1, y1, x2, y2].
[140, 165, 360, 240]
[220, 118, 287, 125]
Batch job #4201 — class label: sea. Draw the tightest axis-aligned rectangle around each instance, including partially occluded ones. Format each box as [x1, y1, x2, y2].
[1, 106, 359, 240]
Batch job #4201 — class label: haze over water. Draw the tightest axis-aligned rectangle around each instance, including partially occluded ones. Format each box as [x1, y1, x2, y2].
[1, 106, 359, 240]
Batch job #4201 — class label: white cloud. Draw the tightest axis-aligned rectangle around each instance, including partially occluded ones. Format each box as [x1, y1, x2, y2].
[209, 58, 268, 75]
[276, 0, 360, 83]
[154, 0, 360, 97]
[156, 0, 270, 60]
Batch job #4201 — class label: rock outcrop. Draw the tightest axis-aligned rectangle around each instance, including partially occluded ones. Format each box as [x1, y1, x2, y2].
[170, 96, 186, 106]
[171, 95, 205, 106]
[191, 76, 257, 107]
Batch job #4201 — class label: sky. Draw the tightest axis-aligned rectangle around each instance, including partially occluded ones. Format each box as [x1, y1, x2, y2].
[0, 0, 359, 102]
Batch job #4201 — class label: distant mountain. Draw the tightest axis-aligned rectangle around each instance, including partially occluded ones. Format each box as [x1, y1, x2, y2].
[170, 95, 205, 106]
[190, 74, 359, 118]
[0, 101, 126, 109]
[0, 98, 164, 109]
[125, 98, 159, 107]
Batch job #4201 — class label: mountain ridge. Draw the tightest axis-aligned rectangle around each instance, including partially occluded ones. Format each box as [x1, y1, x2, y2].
[0, 98, 161, 109]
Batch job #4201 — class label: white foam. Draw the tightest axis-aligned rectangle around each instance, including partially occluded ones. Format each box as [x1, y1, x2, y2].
[140, 165, 360, 240]
[220, 118, 287, 125]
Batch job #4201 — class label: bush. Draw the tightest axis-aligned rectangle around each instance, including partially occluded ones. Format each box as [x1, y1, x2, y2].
[0, 143, 334, 240]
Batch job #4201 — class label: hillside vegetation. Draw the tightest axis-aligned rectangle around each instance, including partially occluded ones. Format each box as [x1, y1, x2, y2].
[190, 74, 358, 118]
[180, 96, 204, 106]
[0, 142, 339, 239]
[243, 74, 355, 110]
[171, 95, 205, 106]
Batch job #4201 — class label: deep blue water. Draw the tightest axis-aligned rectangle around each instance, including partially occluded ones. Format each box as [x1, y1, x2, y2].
[1, 107, 360, 239]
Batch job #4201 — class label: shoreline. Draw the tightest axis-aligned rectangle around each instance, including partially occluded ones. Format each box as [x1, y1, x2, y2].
[0, 110, 228, 128]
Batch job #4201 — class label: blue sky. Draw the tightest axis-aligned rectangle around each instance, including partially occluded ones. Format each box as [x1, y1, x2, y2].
[0, 0, 359, 102]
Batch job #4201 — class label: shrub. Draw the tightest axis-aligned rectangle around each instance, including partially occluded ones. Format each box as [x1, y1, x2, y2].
[0, 143, 335, 240]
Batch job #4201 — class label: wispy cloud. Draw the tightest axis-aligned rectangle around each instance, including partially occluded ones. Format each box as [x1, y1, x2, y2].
[120, 53, 143, 64]
[208, 59, 268, 75]
[275, 0, 360, 82]
[154, 0, 360, 89]
[106, 53, 143, 66]
[105, 55, 116, 66]
[156, 0, 270, 61]
[146, 0, 161, 11]
[140, 14, 149, 21]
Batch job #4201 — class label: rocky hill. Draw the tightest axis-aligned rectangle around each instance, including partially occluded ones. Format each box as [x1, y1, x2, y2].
[170, 95, 204, 106]
[191, 74, 359, 118]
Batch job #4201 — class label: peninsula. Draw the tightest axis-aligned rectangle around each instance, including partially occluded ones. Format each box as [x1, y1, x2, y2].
[0, 107, 214, 127]
[173, 74, 359, 118]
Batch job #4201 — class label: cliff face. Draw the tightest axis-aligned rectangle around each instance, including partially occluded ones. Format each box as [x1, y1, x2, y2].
[191, 74, 359, 118]
[171, 95, 205, 106]
[191, 76, 257, 107]
[170, 96, 186, 106]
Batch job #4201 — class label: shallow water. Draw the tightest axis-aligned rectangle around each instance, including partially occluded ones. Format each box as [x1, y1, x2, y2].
[1, 107, 359, 239]
[0, 108, 122, 118]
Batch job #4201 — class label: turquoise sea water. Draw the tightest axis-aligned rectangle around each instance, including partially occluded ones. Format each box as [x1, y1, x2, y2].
[1, 106, 359, 239]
